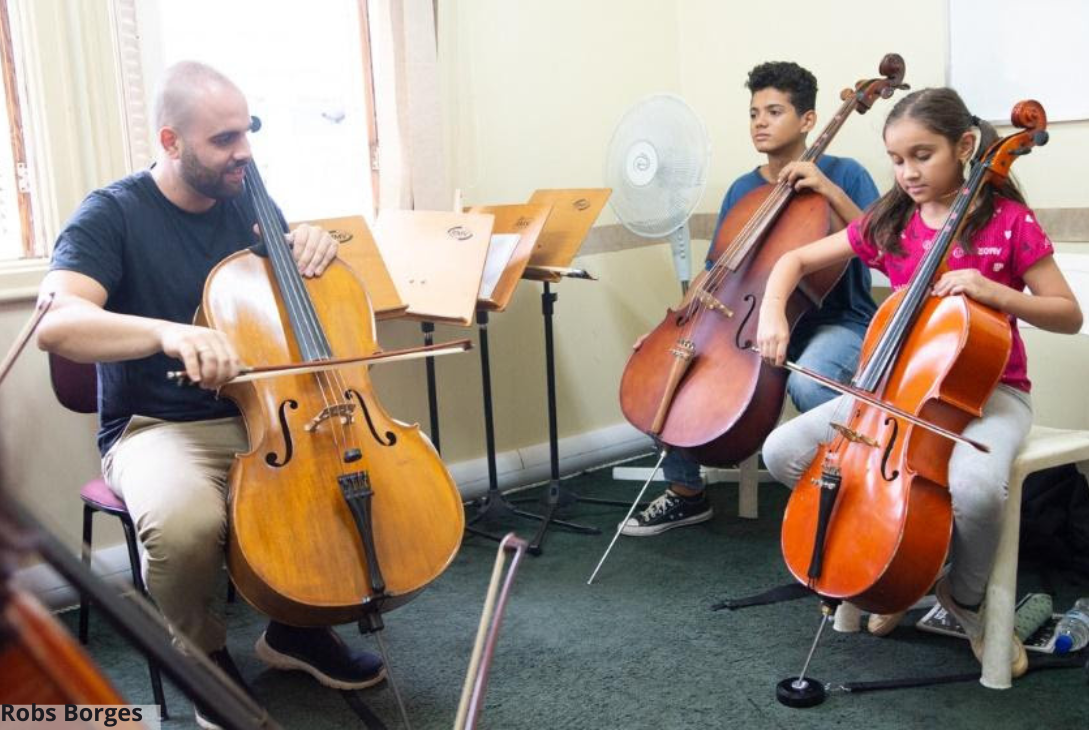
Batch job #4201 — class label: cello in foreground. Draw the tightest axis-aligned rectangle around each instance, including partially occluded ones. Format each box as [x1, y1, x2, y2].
[201, 163, 465, 627]
[781, 100, 1049, 614]
[620, 54, 908, 466]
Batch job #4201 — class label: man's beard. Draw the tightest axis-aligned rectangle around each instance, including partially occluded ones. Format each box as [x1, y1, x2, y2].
[180, 148, 246, 200]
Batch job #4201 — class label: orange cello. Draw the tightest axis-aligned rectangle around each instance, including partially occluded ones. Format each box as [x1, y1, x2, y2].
[200, 163, 464, 627]
[619, 54, 908, 466]
[780, 101, 1049, 614]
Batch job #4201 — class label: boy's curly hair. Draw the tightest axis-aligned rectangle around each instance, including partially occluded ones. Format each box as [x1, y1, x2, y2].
[745, 62, 817, 114]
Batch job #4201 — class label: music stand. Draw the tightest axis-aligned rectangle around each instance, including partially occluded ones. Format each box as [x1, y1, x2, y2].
[458, 202, 604, 544]
[374, 209, 493, 451]
[292, 215, 408, 320]
[513, 188, 626, 554]
[375, 209, 555, 542]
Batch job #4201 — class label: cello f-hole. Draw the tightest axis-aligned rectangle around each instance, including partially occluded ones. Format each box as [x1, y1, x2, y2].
[347, 389, 397, 446]
[735, 294, 758, 350]
[880, 416, 900, 481]
[265, 399, 299, 467]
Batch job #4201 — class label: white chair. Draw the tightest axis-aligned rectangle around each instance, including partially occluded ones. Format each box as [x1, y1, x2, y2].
[830, 391, 1089, 689]
[981, 429, 1089, 688]
[982, 255, 1089, 688]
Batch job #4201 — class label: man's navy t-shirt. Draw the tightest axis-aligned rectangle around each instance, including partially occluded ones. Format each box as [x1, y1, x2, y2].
[709, 155, 880, 341]
[50, 170, 267, 454]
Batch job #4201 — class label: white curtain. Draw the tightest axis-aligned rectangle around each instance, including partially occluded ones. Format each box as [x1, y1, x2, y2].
[8, 0, 129, 254]
[369, 0, 449, 211]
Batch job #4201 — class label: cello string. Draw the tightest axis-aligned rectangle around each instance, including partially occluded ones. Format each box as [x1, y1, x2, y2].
[675, 91, 863, 353]
[696, 92, 858, 303]
[247, 168, 357, 462]
[248, 169, 327, 361]
[696, 90, 860, 302]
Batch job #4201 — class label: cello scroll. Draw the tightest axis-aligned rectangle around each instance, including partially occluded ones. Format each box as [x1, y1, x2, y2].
[842, 52, 909, 111]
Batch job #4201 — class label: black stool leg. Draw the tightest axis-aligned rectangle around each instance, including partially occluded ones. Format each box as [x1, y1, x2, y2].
[120, 515, 169, 720]
[227, 580, 236, 604]
[78, 504, 93, 644]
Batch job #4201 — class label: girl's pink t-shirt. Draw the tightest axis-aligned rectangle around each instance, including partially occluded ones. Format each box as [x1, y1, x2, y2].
[846, 199, 1055, 392]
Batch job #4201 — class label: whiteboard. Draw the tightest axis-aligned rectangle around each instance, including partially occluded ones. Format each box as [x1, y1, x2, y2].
[949, 0, 1089, 123]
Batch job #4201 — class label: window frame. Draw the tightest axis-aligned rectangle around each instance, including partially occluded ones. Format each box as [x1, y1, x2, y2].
[0, 0, 35, 259]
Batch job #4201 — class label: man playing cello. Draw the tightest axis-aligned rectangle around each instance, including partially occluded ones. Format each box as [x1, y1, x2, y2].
[36, 61, 383, 729]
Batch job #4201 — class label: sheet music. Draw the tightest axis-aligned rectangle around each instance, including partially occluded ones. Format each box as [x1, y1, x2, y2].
[479, 234, 520, 300]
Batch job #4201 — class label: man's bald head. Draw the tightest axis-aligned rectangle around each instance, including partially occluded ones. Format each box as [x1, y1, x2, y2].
[154, 61, 243, 133]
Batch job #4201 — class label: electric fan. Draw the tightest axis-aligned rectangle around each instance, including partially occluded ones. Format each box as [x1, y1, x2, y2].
[604, 93, 711, 290]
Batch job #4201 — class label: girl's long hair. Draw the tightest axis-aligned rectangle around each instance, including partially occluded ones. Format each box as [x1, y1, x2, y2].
[863, 87, 1026, 255]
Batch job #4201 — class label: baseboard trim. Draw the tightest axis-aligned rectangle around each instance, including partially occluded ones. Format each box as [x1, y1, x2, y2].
[14, 422, 655, 610]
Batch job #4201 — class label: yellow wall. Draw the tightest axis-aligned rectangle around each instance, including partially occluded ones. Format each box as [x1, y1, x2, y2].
[3, 0, 1089, 560]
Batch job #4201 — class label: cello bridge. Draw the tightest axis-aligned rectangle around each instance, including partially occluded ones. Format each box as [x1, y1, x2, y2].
[305, 402, 357, 432]
[694, 290, 733, 318]
[829, 422, 880, 449]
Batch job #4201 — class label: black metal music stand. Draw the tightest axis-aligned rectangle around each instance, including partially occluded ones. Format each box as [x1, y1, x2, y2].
[465, 308, 597, 545]
[517, 277, 646, 554]
[420, 321, 442, 452]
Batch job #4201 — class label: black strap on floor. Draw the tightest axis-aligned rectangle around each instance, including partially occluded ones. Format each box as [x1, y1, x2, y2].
[831, 654, 1087, 695]
[341, 690, 390, 730]
[711, 582, 813, 611]
[831, 672, 978, 694]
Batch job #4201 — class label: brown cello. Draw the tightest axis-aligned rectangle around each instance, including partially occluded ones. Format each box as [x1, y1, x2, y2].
[780, 101, 1049, 614]
[200, 163, 464, 628]
[619, 54, 908, 466]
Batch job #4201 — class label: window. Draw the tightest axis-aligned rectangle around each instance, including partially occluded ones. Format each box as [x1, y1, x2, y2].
[0, 0, 37, 260]
[128, 0, 378, 223]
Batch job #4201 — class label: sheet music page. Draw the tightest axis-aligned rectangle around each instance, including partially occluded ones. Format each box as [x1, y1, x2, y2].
[479, 234, 520, 299]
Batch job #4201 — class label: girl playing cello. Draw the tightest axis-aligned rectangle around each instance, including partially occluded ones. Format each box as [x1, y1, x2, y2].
[755, 88, 1082, 678]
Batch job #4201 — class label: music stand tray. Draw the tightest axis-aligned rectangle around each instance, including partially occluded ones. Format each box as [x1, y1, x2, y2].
[374, 210, 494, 326]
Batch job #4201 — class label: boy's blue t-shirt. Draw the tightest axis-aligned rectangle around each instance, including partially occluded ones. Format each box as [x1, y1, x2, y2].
[709, 154, 879, 340]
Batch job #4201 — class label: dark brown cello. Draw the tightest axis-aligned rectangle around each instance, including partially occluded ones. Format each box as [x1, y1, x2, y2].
[201, 163, 464, 628]
[780, 101, 1049, 614]
[619, 54, 908, 466]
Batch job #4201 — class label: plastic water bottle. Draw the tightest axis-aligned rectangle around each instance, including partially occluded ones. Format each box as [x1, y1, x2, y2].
[1054, 598, 1089, 654]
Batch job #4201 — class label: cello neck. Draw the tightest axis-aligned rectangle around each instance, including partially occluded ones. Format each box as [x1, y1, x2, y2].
[854, 101, 1049, 392]
[714, 54, 907, 273]
[244, 164, 334, 363]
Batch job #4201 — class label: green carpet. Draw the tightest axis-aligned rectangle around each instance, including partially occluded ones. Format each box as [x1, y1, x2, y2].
[64, 458, 1089, 729]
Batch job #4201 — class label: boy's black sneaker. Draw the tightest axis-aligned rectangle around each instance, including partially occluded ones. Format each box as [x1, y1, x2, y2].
[619, 488, 713, 536]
